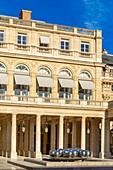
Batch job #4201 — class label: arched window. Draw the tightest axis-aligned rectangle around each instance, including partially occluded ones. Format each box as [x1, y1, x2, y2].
[37, 67, 51, 76]
[59, 69, 72, 77]
[79, 71, 91, 79]
[58, 69, 75, 100]
[14, 64, 31, 96]
[0, 63, 6, 72]
[36, 67, 53, 98]
[15, 64, 29, 73]
[78, 71, 94, 100]
[0, 63, 7, 96]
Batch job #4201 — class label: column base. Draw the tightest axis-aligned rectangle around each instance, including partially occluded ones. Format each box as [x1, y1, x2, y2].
[10, 151, 17, 159]
[28, 151, 35, 158]
[99, 152, 105, 159]
[35, 151, 42, 159]
[104, 152, 111, 159]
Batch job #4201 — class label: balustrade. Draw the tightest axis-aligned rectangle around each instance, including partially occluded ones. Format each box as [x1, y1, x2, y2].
[0, 94, 107, 109]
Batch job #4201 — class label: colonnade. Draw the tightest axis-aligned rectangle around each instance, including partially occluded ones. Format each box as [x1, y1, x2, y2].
[0, 114, 110, 159]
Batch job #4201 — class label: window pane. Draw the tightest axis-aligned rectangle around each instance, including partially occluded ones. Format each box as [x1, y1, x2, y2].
[18, 35, 26, 44]
[0, 89, 5, 94]
[66, 42, 69, 50]
[23, 36, 26, 44]
[111, 85, 113, 92]
[61, 41, 64, 49]
[18, 36, 21, 44]
[0, 33, 4, 41]
[22, 89, 28, 96]
[81, 44, 84, 52]
[15, 89, 21, 95]
[86, 44, 89, 52]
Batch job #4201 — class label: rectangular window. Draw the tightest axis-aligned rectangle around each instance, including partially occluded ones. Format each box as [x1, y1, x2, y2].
[40, 36, 49, 47]
[0, 31, 4, 41]
[17, 34, 26, 44]
[111, 85, 113, 92]
[61, 39, 69, 50]
[81, 42, 89, 52]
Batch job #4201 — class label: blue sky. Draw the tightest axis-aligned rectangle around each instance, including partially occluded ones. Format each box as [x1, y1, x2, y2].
[0, 0, 113, 53]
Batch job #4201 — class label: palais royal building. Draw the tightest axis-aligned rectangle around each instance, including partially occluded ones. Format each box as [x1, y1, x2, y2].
[0, 9, 113, 160]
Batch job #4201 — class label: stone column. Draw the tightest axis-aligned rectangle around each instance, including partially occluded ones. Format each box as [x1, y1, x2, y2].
[7, 117, 11, 158]
[64, 121, 68, 149]
[99, 117, 105, 159]
[29, 119, 34, 157]
[24, 120, 29, 156]
[81, 117, 86, 150]
[2, 120, 7, 157]
[36, 115, 42, 159]
[11, 114, 17, 159]
[58, 116, 64, 149]
[19, 122, 23, 155]
[72, 119, 77, 148]
[43, 132, 47, 154]
[105, 118, 111, 158]
[50, 120, 56, 150]
[90, 119, 99, 157]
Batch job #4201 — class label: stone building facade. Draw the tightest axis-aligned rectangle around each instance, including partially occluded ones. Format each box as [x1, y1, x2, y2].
[0, 10, 111, 159]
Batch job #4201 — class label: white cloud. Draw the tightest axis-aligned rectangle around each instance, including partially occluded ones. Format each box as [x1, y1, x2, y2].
[83, 0, 106, 30]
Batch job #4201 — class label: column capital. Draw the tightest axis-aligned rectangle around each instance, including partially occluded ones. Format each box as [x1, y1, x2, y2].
[12, 113, 17, 115]
[59, 115, 64, 118]
[81, 116, 87, 119]
[36, 114, 42, 117]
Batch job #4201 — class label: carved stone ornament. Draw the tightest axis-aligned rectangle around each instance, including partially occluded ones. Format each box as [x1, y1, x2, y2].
[102, 93, 110, 100]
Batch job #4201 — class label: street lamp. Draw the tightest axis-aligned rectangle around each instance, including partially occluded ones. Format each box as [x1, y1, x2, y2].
[22, 120, 25, 133]
[0, 124, 1, 131]
[67, 123, 70, 134]
[87, 122, 90, 134]
[45, 116, 48, 133]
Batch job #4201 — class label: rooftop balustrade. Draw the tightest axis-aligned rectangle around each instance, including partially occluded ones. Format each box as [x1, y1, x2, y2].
[0, 15, 95, 36]
[102, 71, 113, 78]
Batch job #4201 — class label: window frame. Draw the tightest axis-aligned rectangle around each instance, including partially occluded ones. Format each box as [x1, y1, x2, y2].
[81, 42, 89, 52]
[39, 36, 49, 47]
[0, 31, 4, 42]
[61, 39, 69, 50]
[111, 85, 113, 92]
[17, 33, 27, 45]
[15, 64, 29, 74]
